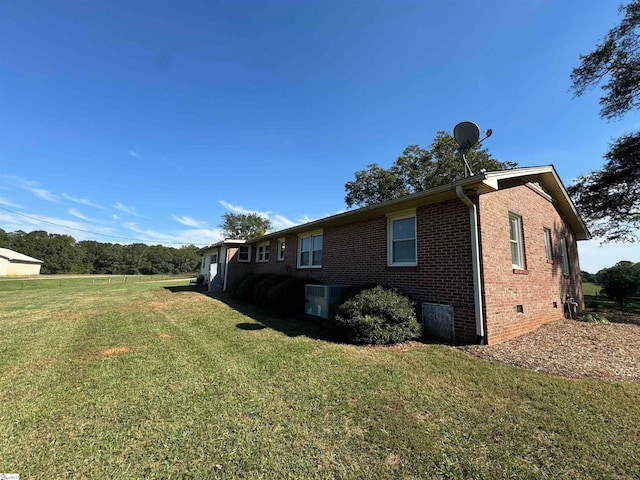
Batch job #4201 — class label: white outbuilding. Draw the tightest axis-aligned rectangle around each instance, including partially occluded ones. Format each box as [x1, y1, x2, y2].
[0, 248, 44, 276]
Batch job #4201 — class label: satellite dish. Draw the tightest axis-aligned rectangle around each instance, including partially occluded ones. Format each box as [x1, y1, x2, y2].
[453, 121, 480, 150]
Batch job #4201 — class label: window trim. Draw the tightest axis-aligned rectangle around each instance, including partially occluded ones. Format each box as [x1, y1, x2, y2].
[237, 245, 251, 263]
[277, 238, 285, 261]
[509, 212, 525, 270]
[256, 242, 270, 263]
[387, 210, 417, 267]
[297, 230, 323, 269]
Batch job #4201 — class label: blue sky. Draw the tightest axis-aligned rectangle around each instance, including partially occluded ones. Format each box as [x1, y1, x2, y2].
[0, 0, 638, 273]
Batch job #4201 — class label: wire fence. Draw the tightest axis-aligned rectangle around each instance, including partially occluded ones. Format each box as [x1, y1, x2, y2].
[0, 274, 197, 291]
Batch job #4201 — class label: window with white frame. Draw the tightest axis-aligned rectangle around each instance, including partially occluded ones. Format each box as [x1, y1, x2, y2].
[298, 231, 322, 268]
[210, 253, 217, 264]
[560, 236, 570, 275]
[277, 238, 285, 261]
[509, 213, 525, 269]
[238, 245, 250, 263]
[388, 211, 417, 266]
[256, 242, 270, 262]
[543, 227, 553, 261]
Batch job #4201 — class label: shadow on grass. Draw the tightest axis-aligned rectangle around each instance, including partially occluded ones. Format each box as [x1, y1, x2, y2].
[164, 285, 199, 293]
[236, 322, 266, 331]
[163, 287, 446, 345]
[214, 294, 333, 342]
[163, 286, 334, 341]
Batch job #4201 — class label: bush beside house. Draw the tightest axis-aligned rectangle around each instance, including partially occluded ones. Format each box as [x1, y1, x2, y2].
[333, 285, 422, 345]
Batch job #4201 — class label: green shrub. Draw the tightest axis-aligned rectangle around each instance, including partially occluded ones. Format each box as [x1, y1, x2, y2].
[579, 313, 610, 324]
[333, 285, 421, 345]
[227, 272, 255, 299]
[236, 273, 272, 302]
[268, 276, 315, 316]
[252, 274, 288, 308]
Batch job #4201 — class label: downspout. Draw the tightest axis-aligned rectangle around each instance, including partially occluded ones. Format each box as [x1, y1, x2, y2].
[222, 246, 230, 292]
[455, 186, 485, 343]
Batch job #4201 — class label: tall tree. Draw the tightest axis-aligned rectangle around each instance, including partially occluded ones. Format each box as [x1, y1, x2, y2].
[219, 212, 272, 240]
[569, 0, 640, 242]
[344, 131, 515, 208]
[596, 261, 640, 307]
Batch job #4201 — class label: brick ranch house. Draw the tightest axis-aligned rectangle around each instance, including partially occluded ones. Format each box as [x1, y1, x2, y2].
[197, 166, 590, 345]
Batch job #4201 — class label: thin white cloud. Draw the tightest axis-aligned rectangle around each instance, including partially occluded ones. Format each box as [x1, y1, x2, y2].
[27, 187, 58, 202]
[218, 200, 266, 216]
[0, 174, 39, 188]
[128, 150, 142, 159]
[68, 208, 97, 222]
[172, 215, 205, 228]
[271, 214, 298, 231]
[218, 200, 300, 232]
[0, 175, 58, 202]
[0, 197, 22, 208]
[62, 193, 105, 209]
[122, 221, 221, 246]
[113, 202, 143, 217]
[0, 210, 117, 241]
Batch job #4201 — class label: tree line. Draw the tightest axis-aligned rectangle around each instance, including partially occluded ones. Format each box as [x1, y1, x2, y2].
[0, 229, 201, 275]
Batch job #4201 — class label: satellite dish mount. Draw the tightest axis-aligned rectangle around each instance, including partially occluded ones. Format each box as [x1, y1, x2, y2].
[453, 121, 493, 177]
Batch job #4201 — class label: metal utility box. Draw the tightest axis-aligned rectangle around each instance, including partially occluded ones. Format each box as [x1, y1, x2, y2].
[422, 302, 455, 341]
[304, 284, 351, 319]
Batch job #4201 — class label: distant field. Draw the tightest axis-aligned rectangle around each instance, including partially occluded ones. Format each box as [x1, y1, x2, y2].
[582, 281, 640, 312]
[582, 281, 600, 296]
[0, 273, 193, 291]
[1, 279, 639, 478]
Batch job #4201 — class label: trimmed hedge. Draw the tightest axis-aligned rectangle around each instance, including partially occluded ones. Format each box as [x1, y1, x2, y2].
[227, 272, 255, 299]
[333, 285, 421, 345]
[252, 274, 288, 308]
[227, 272, 316, 317]
[268, 276, 315, 316]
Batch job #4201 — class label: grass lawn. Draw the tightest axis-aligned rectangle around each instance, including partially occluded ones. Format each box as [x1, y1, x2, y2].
[1, 279, 639, 479]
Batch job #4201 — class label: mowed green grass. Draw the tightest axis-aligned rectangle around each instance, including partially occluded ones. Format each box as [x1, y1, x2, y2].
[1, 280, 639, 479]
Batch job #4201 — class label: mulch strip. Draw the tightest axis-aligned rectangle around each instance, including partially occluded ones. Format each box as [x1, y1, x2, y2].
[460, 319, 640, 382]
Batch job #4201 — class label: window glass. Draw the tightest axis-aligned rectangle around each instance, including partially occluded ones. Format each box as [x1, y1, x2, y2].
[509, 214, 524, 269]
[298, 233, 322, 268]
[389, 215, 416, 265]
[312, 234, 322, 251]
[301, 237, 310, 253]
[544, 228, 552, 260]
[277, 240, 285, 260]
[560, 237, 570, 274]
[393, 239, 415, 263]
[393, 217, 415, 240]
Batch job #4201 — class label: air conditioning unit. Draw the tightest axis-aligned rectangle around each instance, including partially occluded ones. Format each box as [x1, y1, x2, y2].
[304, 284, 350, 319]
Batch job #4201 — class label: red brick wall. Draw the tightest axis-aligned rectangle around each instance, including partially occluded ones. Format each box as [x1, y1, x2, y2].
[478, 182, 584, 344]
[230, 182, 585, 345]
[242, 200, 479, 343]
[224, 246, 253, 289]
